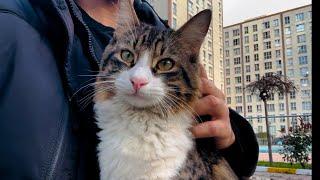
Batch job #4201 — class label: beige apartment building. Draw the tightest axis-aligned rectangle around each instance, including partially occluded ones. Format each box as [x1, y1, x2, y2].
[146, 0, 225, 91]
[223, 5, 312, 136]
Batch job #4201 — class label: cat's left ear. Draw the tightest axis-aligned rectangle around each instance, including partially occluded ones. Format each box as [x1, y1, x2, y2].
[115, 0, 140, 35]
[174, 9, 212, 53]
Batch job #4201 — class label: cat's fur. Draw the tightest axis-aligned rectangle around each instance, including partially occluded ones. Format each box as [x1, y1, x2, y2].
[94, 0, 238, 179]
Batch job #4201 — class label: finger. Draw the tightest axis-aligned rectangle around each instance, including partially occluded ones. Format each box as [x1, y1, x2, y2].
[193, 95, 229, 118]
[191, 120, 225, 138]
[199, 64, 208, 79]
[199, 78, 225, 100]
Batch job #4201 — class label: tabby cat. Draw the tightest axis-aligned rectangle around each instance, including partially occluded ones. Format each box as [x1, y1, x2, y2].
[94, 0, 238, 179]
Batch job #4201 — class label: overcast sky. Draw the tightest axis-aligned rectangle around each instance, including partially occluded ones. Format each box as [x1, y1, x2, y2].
[223, 0, 312, 26]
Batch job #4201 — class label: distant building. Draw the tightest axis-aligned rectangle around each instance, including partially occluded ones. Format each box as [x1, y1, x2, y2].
[146, 0, 225, 91]
[223, 5, 312, 136]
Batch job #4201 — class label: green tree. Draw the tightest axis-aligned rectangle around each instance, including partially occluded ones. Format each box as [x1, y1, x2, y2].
[246, 74, 296, 164]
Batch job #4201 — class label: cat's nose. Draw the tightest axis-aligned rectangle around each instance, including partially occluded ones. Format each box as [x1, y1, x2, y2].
[130, 77, 149, 91]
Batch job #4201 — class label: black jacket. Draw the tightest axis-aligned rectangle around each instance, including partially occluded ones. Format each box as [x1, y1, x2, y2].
[0, 0, 258, 179]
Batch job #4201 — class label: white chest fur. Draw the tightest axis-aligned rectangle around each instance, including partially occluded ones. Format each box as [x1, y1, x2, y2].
[94, 99, 194, 180]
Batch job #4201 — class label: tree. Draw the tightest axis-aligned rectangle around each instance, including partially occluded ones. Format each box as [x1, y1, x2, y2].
[246, 74, 296, 164]
[279, 116, 312, 168]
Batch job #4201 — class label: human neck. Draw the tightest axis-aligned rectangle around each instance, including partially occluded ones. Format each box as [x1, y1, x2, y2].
[76, 0, 120, 28]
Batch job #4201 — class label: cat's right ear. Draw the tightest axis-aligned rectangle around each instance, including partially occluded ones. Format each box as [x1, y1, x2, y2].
[174, 9, 212, 53]
[115, 0, 140, 35]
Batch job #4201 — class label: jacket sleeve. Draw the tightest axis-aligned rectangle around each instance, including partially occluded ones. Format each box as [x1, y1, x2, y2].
[220, 108, 259, 178]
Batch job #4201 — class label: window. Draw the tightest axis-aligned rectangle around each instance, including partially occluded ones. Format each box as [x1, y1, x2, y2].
[225, 32, 229, 38]
[225, 68, 230, 76]
[226, 88, 231, 95]
[203, 50, 206, 60]
[244, 36, 249, 44]
[254, 64, 260, 71]
[287, 69, 294, 77]
[300, 67, 309, 77]
[234, 48, 241, 55]
[274, 29, 280, 37]
[253, 24, 258, 32]
[235, 86, 242, 93]
[301, 90, 311, 98]
[208, 53, 212, 61]
[254, 54, 259, 61]
[245, 55, 250, 63]
[245, 46, 250, 53]
[297, 34, 306, 43]
[286, 48, 293, 56]
[236, 106, 243, 113]
[258, 126, 263, 132]
[208, 41, 213, 50]
[300, 79, 309, 87]
[235, 77, 242, 84]
[291, 102, 297, 111]
[233, 38, 240, 46]
[257, 105, 262, 112]
[246, 75, 251, 82]
[173, 2, 177, 15]
[244, 26, 249, 34]
[246, 65, 251, 72]
[264, 62, 272, 70]
[227, 97, 231, 104]
[279, 103, 285, 111]
[234, 57, 241, 65]
[302, 101, 311, 110]
[253, 44, 259, 51]
[187, 0, 193, 13]
[263, 31, 271, 39]
[285, 27, 291, 35]
[225, 50, 229, 57]
[225, 59, 230, 66]
[290, 91, 296, 99]
[172, 18, 177, 29]
[235, 67, 241, 74]
[264, 41, 271, 49]
[275, 39, 281, 47]
[276, 50, 281, 58]
[286, 38, 292, 45]
[263, 21, 270, 29]
[253, 34, 258, 41]
[255, 74, 260, 81]
[226, 78, 230, 85]
[267, 104, 275, 112]
[247, 95, 252, 103]
[236, 96, 242, 103]
[296, 24, 305, 32]
[264, 52, 272, 60]
[296, 13, 304, 21]
[247, 106, 253, 113]
[299, 56, 308, 65]
[279, 93, 284, 100]
[233, 29, 240, 36]
[273, 19, 279, 27]
[298, 45, 307, 54]
[276, 60, 282, 68]
[265, 72, 273, 77]
[284, 16, 290, 24]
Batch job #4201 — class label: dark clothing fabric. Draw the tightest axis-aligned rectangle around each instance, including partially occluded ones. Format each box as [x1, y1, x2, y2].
[0, 0, 258, 179]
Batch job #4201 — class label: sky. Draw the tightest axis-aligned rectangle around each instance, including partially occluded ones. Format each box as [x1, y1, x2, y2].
[223, 0, 312, 26]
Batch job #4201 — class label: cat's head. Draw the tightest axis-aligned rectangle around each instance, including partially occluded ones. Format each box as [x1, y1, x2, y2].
[95, 0, 211, 115]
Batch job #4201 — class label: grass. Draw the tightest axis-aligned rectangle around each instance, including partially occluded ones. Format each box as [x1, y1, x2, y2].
[257, 161, 312, 169]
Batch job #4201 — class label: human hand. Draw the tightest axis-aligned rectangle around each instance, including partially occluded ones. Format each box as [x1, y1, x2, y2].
[190, 65, 235, 149]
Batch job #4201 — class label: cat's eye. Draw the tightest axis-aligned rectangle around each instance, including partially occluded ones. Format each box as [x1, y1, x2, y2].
[121, 50, 134, 63]
[156, 58, 175, 71]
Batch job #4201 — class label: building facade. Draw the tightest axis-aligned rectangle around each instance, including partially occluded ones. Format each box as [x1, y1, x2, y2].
[223, 5, 312, 136]
[146, 0, 225, 91]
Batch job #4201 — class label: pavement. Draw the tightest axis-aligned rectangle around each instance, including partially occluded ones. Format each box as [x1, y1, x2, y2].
[251, 172, 311, 180]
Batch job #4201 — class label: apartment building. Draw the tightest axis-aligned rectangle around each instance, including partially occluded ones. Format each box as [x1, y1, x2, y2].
[146, 0, 225, 91]
[223, 5, 312, 136]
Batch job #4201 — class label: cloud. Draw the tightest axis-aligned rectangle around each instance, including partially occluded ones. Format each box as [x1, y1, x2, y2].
[223, 0, 312, 26]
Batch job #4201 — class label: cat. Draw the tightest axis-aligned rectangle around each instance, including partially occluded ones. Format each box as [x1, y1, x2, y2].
[93, 0, 238, 179]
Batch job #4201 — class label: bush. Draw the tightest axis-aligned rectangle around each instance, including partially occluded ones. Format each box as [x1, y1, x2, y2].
[279, 117, 312, 168]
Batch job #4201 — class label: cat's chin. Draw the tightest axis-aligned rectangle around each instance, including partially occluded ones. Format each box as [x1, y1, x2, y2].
[121, 94, 161, 109]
